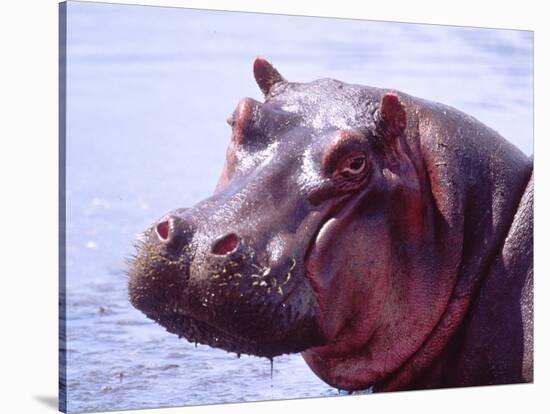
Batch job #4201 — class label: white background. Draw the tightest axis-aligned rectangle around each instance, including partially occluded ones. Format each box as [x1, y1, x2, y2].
[0, 1, 547, 413]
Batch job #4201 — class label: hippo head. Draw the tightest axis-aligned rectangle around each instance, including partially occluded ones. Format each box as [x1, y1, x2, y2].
[129, 58, 452, 389]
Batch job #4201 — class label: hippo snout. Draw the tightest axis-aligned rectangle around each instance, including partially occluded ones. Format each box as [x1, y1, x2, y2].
[153, 209, 243, 258]
[129, 201, 322, 357]
[152, 212, 245, 266]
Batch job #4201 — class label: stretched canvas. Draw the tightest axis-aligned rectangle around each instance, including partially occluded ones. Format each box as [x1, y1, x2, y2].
[59, 1, 534, 412]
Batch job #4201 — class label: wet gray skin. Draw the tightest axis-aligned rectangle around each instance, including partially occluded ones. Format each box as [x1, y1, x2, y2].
[129, 57, 533, 391]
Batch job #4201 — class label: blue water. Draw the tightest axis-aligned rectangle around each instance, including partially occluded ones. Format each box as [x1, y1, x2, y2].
[63, 2, 533, 413]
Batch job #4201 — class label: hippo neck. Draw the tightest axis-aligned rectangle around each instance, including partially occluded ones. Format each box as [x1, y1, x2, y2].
[422, 102, 532, 302]
[378, 99, 532, 391]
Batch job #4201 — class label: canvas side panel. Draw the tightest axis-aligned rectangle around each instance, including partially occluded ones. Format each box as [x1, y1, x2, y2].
[59, 2, 68, 413]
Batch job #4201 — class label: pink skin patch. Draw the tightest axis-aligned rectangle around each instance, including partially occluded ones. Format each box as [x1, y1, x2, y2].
[211, 233, 240, 255]
[156, 220, 170, 241]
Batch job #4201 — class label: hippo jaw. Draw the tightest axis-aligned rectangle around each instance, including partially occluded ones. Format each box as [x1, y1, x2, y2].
[129, 210, 328, 357]
[129, 184, 372, 359]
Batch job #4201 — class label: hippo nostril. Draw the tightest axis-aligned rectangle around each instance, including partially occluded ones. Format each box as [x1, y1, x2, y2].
[153, 214, 195, 254]
[156, 220, 171, 241]
[211, 233, 240, 255]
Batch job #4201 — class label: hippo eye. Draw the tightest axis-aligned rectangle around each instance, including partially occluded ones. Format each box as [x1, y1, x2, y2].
[337, 154, 367, 176]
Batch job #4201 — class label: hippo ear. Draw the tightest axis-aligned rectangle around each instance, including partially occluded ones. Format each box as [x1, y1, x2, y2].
[377, 92, 407, 140]
[253, 57, 287, 96]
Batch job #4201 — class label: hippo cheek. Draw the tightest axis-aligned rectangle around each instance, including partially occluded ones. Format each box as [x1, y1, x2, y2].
[305, 208, 392, 352]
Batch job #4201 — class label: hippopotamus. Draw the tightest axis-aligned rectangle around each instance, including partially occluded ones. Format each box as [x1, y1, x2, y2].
[128, 57, 533, 392]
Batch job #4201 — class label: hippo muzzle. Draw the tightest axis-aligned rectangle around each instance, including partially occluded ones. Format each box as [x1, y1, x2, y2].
[129, 160, 332, 358]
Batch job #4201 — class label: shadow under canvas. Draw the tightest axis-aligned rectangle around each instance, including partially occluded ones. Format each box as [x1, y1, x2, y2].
[34, 395, 59, 410]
